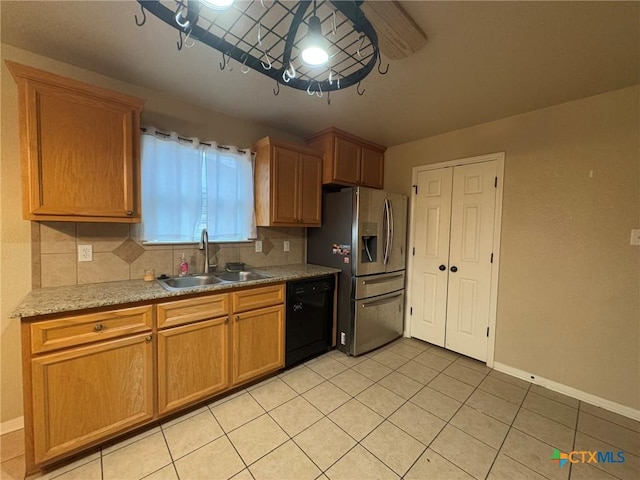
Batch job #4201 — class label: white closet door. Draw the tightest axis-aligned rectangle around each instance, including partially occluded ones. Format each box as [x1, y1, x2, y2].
[445, 161, 497, 361]
[409, 168, 453, 346]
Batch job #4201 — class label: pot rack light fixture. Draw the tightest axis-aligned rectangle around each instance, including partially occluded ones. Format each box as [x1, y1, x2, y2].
[134, 0, 389, 99]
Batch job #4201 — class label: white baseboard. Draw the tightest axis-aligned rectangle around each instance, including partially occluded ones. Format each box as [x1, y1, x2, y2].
[493, 362, 640, 422]
[0, 416, 24, 435]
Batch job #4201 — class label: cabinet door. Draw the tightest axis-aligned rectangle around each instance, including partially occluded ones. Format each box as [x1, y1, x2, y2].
[298, 153, 322, 225]
[360, 147, 384, 189]
[31, 334, 154, 464]
[271, 147, 299, 224]
[231, 305, 284, 386]
[24, 81, 139, 221]
[333, 137, 361, 185]
[158, 317, 229, 415]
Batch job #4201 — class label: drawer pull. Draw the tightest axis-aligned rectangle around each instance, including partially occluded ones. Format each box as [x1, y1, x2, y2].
[125, 210, 133, 216]
[94, 324, 104, 332]
[224, 317, 230, 324]
[145, 335, 152, 342]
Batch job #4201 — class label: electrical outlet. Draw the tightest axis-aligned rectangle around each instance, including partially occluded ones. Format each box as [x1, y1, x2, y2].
[78, 245, 93, 262]
[631, 229, 640, 246]
[255, 240, 262, 253]
[283, 240, 290, 252]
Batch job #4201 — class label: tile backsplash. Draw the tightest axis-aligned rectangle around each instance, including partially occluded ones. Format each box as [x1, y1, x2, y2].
[33, 222, 306, 288]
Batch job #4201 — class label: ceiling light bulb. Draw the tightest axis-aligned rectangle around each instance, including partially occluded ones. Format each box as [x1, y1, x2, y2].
[201, 0, 234, 10]
[301, 15, 328, 67]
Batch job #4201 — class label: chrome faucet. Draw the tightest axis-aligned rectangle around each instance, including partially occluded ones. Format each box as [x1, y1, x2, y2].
[199, 228, 211, 274]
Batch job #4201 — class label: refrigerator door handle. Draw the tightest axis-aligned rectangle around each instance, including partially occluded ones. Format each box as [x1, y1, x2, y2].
[383, 198, 391, 265]
[388, 198, 395, 264]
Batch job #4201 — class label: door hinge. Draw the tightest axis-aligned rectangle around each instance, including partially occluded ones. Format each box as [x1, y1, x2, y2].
[486, 327, 490, 337]
[410, 307, 413, 315]
[412, 184, 418, 194]
[490, 253, 494, 263]
[412, 247, 415, 256]
[494, 176, 498, 188]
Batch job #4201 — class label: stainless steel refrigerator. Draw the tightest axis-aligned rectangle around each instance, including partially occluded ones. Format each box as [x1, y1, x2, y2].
[307, 187, 407, 356]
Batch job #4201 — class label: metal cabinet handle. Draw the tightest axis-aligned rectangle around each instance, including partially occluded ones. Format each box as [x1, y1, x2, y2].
[125, 210, 133, 216]
[145, 335, 152, 342]
[224, 316, 230, 324]
[450, 266, 458, 273]
[361, 274, 404, 285]
[94, 323, 104, 332]
[361, 293, 403, 308]
[439, 265, 446, 271]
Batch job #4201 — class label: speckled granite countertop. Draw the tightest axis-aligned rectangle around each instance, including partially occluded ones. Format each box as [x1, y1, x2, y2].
[12, 264, 340, 319]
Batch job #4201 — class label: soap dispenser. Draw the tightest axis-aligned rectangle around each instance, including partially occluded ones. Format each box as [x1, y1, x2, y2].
[179, 253, 189, 277]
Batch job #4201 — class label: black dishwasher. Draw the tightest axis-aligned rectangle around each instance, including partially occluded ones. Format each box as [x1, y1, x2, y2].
[286, 275, 335, 367]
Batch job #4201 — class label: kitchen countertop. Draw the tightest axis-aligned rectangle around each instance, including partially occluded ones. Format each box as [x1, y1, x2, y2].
[11, 263, 340, 319]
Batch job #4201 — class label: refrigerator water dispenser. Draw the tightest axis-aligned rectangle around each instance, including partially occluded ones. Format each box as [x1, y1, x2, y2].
[361, 235, 377, 263]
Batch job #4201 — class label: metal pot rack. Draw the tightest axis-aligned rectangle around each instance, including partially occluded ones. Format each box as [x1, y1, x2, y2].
[134, 0, 388, 97]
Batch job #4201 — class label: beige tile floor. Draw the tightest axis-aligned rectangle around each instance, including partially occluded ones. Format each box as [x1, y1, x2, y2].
[2, 337, 639, 480]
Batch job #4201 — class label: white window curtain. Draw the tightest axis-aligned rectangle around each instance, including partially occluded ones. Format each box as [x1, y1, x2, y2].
[141, 127, 256, 243]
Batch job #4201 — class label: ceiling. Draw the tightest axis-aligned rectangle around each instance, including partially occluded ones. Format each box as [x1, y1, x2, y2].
[1, 1, 638, 147]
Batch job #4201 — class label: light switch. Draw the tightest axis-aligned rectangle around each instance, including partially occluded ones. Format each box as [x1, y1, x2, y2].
[284, 240, 290, 252]
[631, 229, 640, 246]
[255, 240, 262, 253]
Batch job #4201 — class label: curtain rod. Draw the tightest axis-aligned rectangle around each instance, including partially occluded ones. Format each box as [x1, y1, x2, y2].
[140, 127, 249, 154]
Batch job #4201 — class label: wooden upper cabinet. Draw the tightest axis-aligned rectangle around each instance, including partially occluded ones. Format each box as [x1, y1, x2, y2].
[272, 146, 300, 224]
[298, 153, 323, 224]
[333, 137, 361, 185]
[6, 61, 145, 222]
[305, 127, 386, 189]
[360, 147, 384, 189]
[253, 137, 322, 227]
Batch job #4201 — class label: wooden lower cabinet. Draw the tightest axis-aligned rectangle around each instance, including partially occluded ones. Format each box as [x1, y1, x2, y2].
[31, 334, 154, 464]
[23, 283, 286, 473]
[157, 317, 229, 415]
[232, 304, 285, 386]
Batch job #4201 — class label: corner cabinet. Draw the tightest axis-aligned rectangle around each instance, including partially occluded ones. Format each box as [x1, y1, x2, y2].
[253, 137, 322, 227]
[6, 61, 145, 223]
[304, 127, 386, 189]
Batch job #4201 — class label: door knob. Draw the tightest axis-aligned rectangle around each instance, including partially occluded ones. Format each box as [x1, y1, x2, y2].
[450, 266, 458, 272]
[439, 265, 446, 271]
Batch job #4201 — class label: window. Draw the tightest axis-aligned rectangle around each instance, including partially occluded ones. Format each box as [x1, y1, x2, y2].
[141, 128, 256, 243]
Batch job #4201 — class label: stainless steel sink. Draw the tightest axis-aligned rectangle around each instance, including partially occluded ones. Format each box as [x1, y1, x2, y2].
[157, 271, 273, 291]
[157, 274, 225, 291]
[214, 271, 273, 282]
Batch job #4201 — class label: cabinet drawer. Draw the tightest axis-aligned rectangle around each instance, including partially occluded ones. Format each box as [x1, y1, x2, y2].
[157, 294, 230, 329]
[232, 284, 285, 313]
[31, 306, 153, 354]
